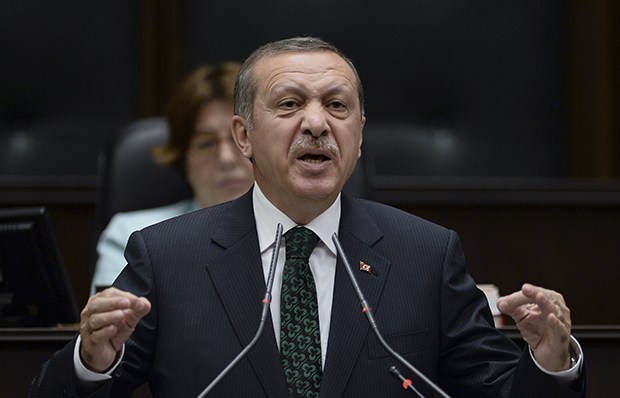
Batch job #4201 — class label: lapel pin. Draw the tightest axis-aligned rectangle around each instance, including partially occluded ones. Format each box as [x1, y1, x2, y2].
[359, 261, 371, 274]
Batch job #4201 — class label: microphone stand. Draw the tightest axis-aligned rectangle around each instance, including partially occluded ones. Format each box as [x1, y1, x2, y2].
[332, 233, 452, 398]
[196, 223, 283, 398]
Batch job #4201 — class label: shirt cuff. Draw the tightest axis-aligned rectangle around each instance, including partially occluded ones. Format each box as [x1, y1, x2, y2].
[529, 335, 583, 386]
[73, 334, 125, 382]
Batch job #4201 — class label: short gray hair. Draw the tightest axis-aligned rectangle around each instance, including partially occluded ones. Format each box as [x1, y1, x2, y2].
[234, 37, 365, 129]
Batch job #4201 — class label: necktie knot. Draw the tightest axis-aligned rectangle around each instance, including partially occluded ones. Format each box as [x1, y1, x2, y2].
[284, 227, 320, 261]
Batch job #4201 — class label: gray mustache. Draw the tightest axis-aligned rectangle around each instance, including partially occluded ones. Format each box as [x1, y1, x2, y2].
[289, 136, 340, 158]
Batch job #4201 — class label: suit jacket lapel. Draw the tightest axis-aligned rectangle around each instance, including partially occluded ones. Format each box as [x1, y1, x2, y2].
[320, 194, 390, 397]
[203, 191, 389, 398]
[205, 190, 288, 398]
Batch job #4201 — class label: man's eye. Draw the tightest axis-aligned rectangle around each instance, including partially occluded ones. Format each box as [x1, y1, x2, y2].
[329, 101, 345, 110]
[281, 100, 297, 108]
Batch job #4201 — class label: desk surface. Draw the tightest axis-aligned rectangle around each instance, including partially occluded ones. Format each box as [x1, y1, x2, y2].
[3, 324, 620, 341]
[500, 325, 620, 340]
[0, 325, 79, 341]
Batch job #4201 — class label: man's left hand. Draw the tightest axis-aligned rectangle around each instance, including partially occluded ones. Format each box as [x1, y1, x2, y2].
[497, 283, 572, 372]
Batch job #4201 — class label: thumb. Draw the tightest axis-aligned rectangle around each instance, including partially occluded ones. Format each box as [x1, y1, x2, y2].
[125, 297, 151, 327]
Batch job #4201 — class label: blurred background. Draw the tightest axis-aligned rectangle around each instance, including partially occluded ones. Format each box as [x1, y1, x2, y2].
[2, 1, 618, 183]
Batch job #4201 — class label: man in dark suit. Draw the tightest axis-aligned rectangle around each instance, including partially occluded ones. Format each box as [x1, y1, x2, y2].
[30, 37, 585, 398]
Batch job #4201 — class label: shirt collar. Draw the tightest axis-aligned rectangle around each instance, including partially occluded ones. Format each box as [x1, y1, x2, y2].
[253, 183, 340, 256]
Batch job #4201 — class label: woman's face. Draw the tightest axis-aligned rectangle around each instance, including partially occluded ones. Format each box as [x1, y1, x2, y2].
[185, 100, 254, 208]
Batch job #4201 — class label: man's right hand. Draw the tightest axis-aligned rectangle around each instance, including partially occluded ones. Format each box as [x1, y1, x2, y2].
[79, 287, 151, 373]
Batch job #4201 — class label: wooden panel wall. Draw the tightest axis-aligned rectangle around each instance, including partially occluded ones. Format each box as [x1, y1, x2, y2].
[371, 177, 620, 325]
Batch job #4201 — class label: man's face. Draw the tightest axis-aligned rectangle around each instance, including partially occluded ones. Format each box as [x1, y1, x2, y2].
[233, 51, 364, 218]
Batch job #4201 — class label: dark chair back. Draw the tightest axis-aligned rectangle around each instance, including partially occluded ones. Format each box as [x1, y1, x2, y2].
[91, 117, 192, 275]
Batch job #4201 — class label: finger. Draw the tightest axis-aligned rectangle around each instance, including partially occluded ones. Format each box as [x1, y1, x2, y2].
[86, 322, 120, 347]
[511, 303, 538, 324]
[81, 292, 150, 335]
[497, 283, 544, 315]
[103, 299, 151, 350]
[85, 296, 150, 330]
[121, 297, 152, 328]
[83, 288, 143, 315]
[82, 297, 129, 322]
[82, 288, 151, 323]
[82, 299, 149, 341]
[80, 295, 130, 334]
[497, 293, 529, 316]
[522, 284, 569, 325]
[81, 307, 124, 337]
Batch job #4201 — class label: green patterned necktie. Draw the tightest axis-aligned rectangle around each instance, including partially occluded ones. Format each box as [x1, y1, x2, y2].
[281, 227, 322, 398]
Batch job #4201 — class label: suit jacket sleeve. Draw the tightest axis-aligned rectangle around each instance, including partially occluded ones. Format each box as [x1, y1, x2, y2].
[435, 230, 586, 397]
[30, 230, 158, 398]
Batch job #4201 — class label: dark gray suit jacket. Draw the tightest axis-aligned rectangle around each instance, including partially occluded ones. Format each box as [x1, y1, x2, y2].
[30, 190, 586, 397]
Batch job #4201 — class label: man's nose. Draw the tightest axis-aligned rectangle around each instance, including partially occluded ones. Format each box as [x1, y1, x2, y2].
[302, 104, 330, 137]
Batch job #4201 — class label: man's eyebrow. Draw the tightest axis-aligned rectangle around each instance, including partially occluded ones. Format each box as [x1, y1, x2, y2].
[323, 83, 355, 96]
[269, 82, 305, 96]
[269, 81, 355, 98]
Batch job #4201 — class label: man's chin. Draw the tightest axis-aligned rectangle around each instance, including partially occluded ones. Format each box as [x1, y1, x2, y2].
[293, 180, 342, 201]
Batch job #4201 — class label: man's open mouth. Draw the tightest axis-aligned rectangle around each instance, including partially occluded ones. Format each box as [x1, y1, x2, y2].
[299, 153, 330, 163]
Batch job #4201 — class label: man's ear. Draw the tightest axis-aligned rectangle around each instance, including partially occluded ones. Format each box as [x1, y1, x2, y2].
[358, 116, 366, 159]
[231, 115, 253, 160]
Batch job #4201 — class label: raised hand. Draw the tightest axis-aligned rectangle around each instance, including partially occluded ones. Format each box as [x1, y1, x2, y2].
[497, 283, 572, 371]
[79, 287, 151, 373]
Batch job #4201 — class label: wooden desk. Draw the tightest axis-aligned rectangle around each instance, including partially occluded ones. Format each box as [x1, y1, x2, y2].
[3, 325, 618, 397]
[0, 327, 150, 398]
[1, 327, 78, 398]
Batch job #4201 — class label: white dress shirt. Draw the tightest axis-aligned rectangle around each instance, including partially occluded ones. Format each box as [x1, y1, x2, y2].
[253, 183, 339, 368]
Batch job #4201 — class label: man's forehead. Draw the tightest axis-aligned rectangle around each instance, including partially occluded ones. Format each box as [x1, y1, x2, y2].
[253, 51, 356, 87]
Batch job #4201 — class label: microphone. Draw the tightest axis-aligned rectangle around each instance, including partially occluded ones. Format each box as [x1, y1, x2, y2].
[389, 365, 422, 396]
[196, 223, 284, 398]
[332, 233, 452, 398]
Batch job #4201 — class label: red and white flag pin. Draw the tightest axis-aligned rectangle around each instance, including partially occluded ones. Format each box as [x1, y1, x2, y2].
[359, 261, 371, 274]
